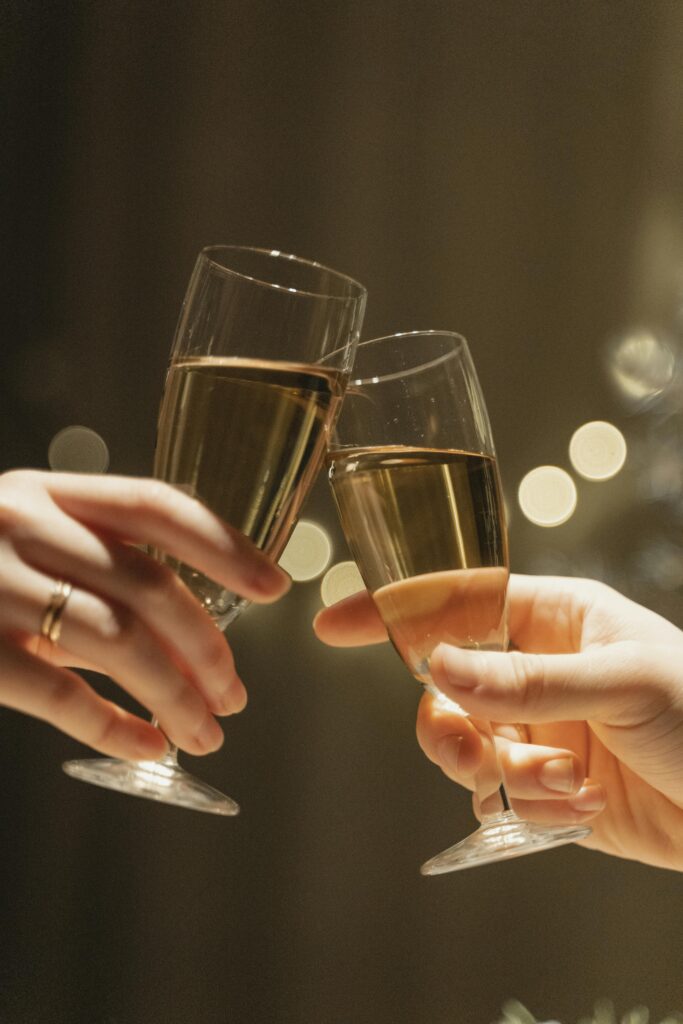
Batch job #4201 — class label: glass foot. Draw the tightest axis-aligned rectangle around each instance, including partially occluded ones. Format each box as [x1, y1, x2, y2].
[62, 755, 240, 816]
[421, 812, 591, 875]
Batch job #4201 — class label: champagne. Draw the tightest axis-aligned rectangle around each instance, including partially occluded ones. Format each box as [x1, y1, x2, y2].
[328, 447, 509, 680]
[155, 356, 345, 624]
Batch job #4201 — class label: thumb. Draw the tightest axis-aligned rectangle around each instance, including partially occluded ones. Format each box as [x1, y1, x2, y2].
[429, 641, 670, 728]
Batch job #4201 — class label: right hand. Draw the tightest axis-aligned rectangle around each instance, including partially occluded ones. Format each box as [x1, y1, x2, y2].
[0, 469, 290, 760]
[314, 575, 683, 871]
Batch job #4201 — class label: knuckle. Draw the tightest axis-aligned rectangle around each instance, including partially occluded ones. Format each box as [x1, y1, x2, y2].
[509, 651, 546, 711]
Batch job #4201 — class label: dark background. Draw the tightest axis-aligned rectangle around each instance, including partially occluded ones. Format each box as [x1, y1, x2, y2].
[2, 2, 683, 1022]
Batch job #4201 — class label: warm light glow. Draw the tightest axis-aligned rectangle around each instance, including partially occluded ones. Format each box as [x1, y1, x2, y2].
[518, 466, 577, 527]
[569, 421, 627, 481]
[320, 561, 365, 606]
[279, 521, 332, 582]
[48, 426, 110, 473]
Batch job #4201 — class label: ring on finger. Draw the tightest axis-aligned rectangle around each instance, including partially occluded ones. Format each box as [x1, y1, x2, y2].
[40, 579, 73, 644]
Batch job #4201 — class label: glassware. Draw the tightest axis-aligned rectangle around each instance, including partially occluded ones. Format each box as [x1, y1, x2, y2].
[327, 331, 590, 871]
[63, 246, 367, 814]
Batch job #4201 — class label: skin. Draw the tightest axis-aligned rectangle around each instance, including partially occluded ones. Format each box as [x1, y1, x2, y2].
[314, 574, 683, 871]
[0, 470, 290, 760]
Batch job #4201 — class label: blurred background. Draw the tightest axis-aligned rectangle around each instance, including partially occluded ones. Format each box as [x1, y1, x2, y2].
[2, 1, 683, 1021]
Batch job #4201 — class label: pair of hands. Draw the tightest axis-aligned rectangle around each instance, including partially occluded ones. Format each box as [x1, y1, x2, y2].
[2, 470, 682, 871]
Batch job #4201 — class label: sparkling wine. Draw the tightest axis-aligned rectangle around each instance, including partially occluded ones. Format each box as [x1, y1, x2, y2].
[328, 447, 509, 679]
[155, 356, 345, 624]
[330, 446, 510, 811]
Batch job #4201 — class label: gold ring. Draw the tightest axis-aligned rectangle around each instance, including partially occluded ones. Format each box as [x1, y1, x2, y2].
[40, 580, 73, 645]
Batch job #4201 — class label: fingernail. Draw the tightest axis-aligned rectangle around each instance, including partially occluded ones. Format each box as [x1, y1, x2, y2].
[437, 735, 463, 774]
[196, 715, 224, 752]
[229, 679, 247, 713]
[436, 735, 478, 777]
[213, 678, 247, 716]
[569, 784, 605, 813]
[539, 757, 577, 794]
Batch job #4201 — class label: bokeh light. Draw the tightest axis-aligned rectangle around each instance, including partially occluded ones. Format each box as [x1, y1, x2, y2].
[279, 521, 332, 582]
[607, 330, 676, 405]
[518, 466, 577, 527]
[48, 426, 110, 473]
[569, 421, 627, 481]
[320, 561, 365, 607]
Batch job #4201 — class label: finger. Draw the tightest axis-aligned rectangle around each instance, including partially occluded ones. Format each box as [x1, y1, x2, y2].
[31, 471, 291, 603]
[0, 563, 229, 755]
[0, 637, 168, 760]
[313, 590, 387, 647]
[490, 735, 585, 800]
[417, 693, 586, 798]
[57, 587, 227, 755]
[415, 691, 483, 777]
[429, 641, 669, 728]
[313, 572, 590, 652]
[3, 505, 247, 715]
[474, 782, 607, 826]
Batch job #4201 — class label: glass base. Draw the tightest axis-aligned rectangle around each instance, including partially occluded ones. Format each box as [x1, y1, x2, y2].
[62, 755, 240, 816]
[420, 812, 591, 875]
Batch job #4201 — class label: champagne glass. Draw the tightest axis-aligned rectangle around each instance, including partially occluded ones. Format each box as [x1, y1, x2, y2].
[63, 246, 367, 814]
[327, 331, 590, 871]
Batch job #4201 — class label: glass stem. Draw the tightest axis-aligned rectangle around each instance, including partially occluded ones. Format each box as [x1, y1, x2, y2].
[150, 717, 179, 767]
[424, 683, 513, 821]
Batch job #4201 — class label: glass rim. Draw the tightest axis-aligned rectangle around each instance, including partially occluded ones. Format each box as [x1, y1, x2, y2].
[349, 330, 467, 386]
[200, 245, 367, 303]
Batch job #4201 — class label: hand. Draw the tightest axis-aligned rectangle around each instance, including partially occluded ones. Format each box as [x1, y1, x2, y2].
[314, 574, 683, 871]
[0, 470, 290, 759]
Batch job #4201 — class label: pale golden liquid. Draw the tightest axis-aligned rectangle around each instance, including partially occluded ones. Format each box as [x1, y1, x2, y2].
[155, 356, 344, 624]
[329, 447, 509, 679]
[330, 446, 510, 811]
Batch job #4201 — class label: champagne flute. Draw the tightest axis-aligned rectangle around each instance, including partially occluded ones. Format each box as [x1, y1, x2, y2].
[63, 246, 367, 814]
[327, 331, 590, 872]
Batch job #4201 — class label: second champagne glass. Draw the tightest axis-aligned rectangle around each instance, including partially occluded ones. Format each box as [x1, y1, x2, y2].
[327, 331, 590, 872]
[63, 246, 367, 814]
